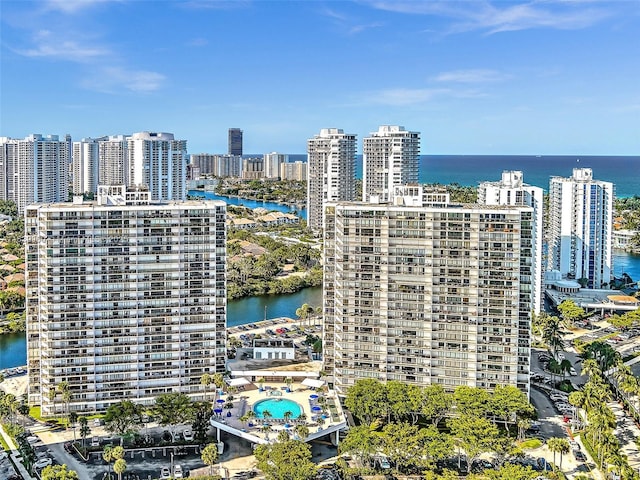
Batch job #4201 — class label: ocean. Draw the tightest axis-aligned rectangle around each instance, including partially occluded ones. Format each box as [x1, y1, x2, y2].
[287, 154, 640, 198]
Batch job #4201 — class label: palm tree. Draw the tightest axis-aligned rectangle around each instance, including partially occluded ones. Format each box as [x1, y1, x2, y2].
[113, 458, 126, 480]
[57, 381, 71, 427]
[542, 315, 565, 357]
[294, 424, 309, 440]
[516, 418, 530, 442]
[295, 303, 314, 327]
[200, 373, 212, 401]
[79, 416, 90, 450]
[201, 443, 219, 476]
[262, 409, 272, 425]
[103, 445, 114, 477]
[283, 410, 293, 424]
[547, 437, 563, 468]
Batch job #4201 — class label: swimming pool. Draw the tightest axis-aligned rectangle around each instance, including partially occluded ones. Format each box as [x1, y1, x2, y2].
[253, 398, 302, 419]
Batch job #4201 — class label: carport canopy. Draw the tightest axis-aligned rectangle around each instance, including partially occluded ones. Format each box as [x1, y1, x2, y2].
[301, 378, 325, 388]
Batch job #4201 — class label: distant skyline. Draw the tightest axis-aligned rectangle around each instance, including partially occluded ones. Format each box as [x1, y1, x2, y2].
[1, 0, 639, 155]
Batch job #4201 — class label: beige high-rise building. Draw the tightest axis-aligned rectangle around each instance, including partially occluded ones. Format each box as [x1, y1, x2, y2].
[26, 186, 227, 414]
[323, 193, 533, 397]
[264, 152, 287, 179]
[0, 134, 71, 214]
[363, 125, 419, 203]
[98, 135, 128, 187]
[307, 128, 356, 232]
[280, 161, 307, 182]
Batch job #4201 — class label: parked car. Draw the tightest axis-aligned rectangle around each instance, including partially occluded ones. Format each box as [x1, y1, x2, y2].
[91, 437, 100, 447]
[373, 454, 391, 470]
[173, 465, 184, 478]
[160, 467, 171, 479]
[34, 457, 53, 469]
[569, 367, 578, 376]
[574, 450, 586, 462]
[182, 430, 194, 441]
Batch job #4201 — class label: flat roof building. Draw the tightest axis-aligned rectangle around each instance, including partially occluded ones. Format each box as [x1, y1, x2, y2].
[26, 187, 227, 414]
[323, 195, 534, 397]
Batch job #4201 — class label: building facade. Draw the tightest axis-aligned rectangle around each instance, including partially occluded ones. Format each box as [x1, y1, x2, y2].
[280, 161, 307, 182]
[548, 168, 614, 288]
[307, 128, 356, 232]
[362, 126, 420, 203]
[479, 171, 544, 313]
[72, 138, 100, 196]
[128, 132, 187, 201]
[0, 134, 71, 214]
[98, 135, 128, 188]
[26, 187, 227, 414]
[264, 152, 287, 179]
[242, 158, 264, 180]
[323, 198, 534, 397]
[228, 128, 243, 156]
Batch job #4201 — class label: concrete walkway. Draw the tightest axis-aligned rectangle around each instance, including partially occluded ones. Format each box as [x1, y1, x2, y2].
[0, 423, 36, 479]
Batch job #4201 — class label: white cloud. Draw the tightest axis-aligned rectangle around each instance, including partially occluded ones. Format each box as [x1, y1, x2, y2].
[432, 69, 511, 83]
[186, 38, 209, 47]
[362, 0, 612, 34]
[43, 0, 117, 14]
[82, 67, 165, 93]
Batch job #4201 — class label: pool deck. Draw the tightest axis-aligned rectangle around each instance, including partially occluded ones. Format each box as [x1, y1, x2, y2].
[209, 381, 347, 445]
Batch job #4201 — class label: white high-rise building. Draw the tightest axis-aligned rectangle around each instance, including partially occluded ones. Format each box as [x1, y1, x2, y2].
[26, 186, 227, 414]
[307, 128, 356, 232]
[72, 138, 100, 196]
[264, 152, 287, 179]
[479, 171, 544, 313]
[363, 125, 420, 203]
[128, 132, 187, 201]
[0, 134, 71, 213]
[99, 135, 128, 187]
[548, 168, 614, 288]
[323, 195, 534, 397]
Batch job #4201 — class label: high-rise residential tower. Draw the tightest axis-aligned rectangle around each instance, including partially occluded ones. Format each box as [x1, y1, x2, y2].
[0, 134, 71, 214]
[362, 125, 420, 203]
[548, 168, 614, 288]
[26, 186, 227, 414]
[128, 132, 187, 201]
[228, 128, 243, 156]
[323, 192, 534, 397]
[264, 152, 287, 179]
[98, 135, 128, 187]
[479, 171, 544, 313]
[71, 138, 100, 196]
[307, 128, 356, 232]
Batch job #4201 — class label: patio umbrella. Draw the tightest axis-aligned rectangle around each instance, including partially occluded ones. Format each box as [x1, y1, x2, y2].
[309, 394, 319, 400]
[311, 405, 322, 412]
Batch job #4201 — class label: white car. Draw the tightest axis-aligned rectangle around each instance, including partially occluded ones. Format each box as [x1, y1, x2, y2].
[569, 367, 578, 376]
[34, 457, 53, 469]
[91, 436, 100, 447]
[557, 352, 565, 361]
[182, 430, 194, 441]
[173, 465, 184, 478]
[160, 467, 171, 479]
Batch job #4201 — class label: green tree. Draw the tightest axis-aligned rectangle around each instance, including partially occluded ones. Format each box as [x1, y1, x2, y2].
[489, 385, 534, 436]
[192, 401, 212, 444]
[345, 379, 388, 425]
[104, 400, 143, 445]
[483, 463, 538, 479]
[454, 385, 490, 417]
[294, 424, 309, 441]
[421, 384, 453, 426]
[153, 392, 194, 442]
[201, 443, 219, 476]
[41, 464, 80, 480]
[541, 315, 565, 357]
[557, 300, 585, 326]
[339, 425, 380, 467]
[254, 439, 317, 480]
[448, 414, 500, 474]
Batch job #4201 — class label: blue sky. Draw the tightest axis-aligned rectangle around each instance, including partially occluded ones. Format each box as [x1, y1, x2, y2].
[1, 0, 639, 155]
